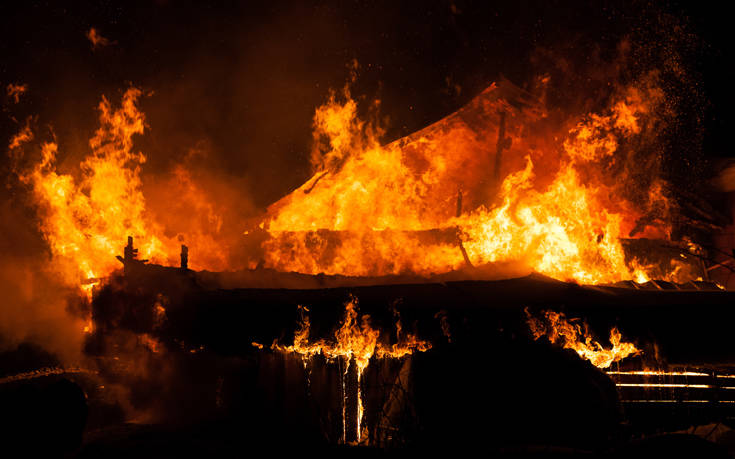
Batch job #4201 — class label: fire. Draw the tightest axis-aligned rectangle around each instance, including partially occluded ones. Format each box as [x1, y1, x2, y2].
[262, 80, 678, 284]
[526, 309, 640, 369]
[457, 156, 631, 284]
[13, 79, 684, 289]
[17, 88, 168, 292]
[13, 88, 229, 296]
[268, 297, 430, 444]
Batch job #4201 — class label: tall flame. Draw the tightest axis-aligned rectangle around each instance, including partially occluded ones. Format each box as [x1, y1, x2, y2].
[19, 89, 168, 293]
[457, 156, 631, 284]
[15, 88, 229, 297]
[264, 80, 678, 284]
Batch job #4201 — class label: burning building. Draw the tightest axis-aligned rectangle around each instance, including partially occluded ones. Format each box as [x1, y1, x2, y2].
[1, 2, 734, 457]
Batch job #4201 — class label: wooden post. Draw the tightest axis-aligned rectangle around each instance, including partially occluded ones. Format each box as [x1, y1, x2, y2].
[494, 111, 512, 182]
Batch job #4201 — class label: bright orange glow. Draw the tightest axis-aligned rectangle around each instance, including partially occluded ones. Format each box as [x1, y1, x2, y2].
[526, 309, 640, 369]
[616, 383, 711, 388]
[457, 156, 632, 284]
[82, 318, 94, 334]
[607, 370, 708, 376]
[18, 89, 228, 296]
[16, 80, 690, 290]
[263, 81, 682, 284]
[20, 89, 167, 293]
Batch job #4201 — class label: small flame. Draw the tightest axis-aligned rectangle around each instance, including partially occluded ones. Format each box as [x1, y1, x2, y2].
[526, 309, 640, 369]
[270, 297, 430, 444]
[19, 89, 168, 294]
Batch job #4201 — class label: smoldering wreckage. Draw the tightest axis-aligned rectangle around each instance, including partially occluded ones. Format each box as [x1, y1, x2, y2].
[2, 74, 735, 457]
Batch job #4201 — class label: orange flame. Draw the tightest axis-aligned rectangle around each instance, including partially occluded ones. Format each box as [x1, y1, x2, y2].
[20, 89, 167, 292]
[263, 80, 678, 284]
[270, 297, 430, 444]
[16, 88, 229, 298]
[526, 309, 640, 369]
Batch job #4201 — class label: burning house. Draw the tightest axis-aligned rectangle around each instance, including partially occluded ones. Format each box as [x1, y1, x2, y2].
[1, 2, 735, 457]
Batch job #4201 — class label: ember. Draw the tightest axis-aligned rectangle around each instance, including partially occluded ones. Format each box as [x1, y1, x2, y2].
[263, 80, 677, 284]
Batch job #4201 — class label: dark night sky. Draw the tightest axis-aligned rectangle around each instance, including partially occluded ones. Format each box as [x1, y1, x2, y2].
[0, 0, 732, 211]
